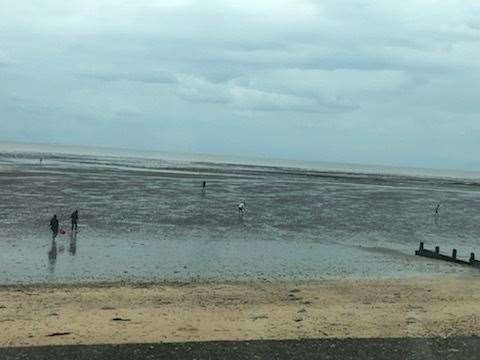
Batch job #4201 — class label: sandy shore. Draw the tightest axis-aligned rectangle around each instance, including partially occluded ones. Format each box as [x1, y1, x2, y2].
[1, 276, 480, 347]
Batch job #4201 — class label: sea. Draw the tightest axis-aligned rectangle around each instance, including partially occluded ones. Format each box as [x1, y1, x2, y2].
[1, 141, 480, 284]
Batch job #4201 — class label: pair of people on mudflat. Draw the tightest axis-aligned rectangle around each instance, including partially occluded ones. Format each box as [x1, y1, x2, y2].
[50, 210, 79, 238]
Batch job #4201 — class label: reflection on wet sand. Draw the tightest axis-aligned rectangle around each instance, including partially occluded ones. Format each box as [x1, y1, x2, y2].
[47, 231, 78, 274]
[69, 231, 77, 256]
[48, 239, 57, 274]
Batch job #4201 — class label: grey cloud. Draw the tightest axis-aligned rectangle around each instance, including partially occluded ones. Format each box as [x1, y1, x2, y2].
[229, 86, 357, 113]
[81, 70, 177, 84]
[174, 74, 231, 104]
[174, 74, 356, 113]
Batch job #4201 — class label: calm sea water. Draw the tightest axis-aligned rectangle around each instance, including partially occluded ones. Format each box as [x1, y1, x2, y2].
[1, 141, 480, 284]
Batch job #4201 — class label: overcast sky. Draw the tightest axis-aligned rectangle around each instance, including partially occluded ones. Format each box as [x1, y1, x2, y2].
[1, 1, 479, 169]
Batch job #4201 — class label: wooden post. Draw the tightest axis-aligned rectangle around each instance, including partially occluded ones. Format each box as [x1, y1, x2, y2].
[471, 253, 475, 262]
[419, 242, 424, 251]
[435, 246, 440, 254]
[452, 249, 457, 259]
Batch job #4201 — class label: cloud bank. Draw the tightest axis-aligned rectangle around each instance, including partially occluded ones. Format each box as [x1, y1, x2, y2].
[0, 0, 479, 169]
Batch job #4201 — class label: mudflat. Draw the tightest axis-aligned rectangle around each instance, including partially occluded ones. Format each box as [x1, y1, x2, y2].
[1, 151, 479, 284]
[2, 275, 480, 347]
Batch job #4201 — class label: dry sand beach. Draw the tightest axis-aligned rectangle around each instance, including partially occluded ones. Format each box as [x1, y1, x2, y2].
[2, 276, 480, 347]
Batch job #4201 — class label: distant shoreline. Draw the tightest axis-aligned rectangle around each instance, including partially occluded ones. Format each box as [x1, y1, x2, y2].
[2, 139, 480, 180]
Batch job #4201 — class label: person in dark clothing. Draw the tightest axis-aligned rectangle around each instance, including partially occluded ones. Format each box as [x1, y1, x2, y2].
[71, 210, 79, 231]
[202, 181, 206, 191]
[50, 215, 59, 238]
[434, 203, 440, 215]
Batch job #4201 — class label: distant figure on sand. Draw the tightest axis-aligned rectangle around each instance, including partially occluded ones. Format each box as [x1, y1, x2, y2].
[71, 210, 79, 231]
[434, 203, 440, 215]
[238, 200, 246, 214]
[39, 157, 43, 165]
[50, 215, 59, 238]
[202, 181, 206, 191]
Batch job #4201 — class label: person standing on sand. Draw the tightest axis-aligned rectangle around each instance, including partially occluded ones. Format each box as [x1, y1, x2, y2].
[434, 203, 440, 215]
[50, 215, 59, 238]
[202, 181, 206, 191]
[71, 210, 79, 231]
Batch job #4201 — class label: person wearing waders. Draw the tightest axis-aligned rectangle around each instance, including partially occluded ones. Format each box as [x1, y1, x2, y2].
[71, 210, 79, 231]
[50, 215, 59, 238]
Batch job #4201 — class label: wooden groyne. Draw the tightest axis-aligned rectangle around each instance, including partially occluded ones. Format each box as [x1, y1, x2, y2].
[415, 242, 480, 268]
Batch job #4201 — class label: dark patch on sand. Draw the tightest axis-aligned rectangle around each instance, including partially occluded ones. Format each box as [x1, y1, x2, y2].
[46, 332, 71, 337]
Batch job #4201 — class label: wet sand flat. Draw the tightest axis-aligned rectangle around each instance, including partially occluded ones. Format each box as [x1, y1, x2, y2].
[2, 151, 480, 284]
[2, 276, 480, 347]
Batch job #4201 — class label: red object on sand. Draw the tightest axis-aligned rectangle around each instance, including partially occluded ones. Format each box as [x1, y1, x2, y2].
[60, 229, 66, 235]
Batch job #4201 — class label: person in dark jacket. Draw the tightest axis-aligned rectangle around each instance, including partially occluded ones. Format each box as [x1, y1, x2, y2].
[71, 210, 79, 231]
[50, 215, 59, 238]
